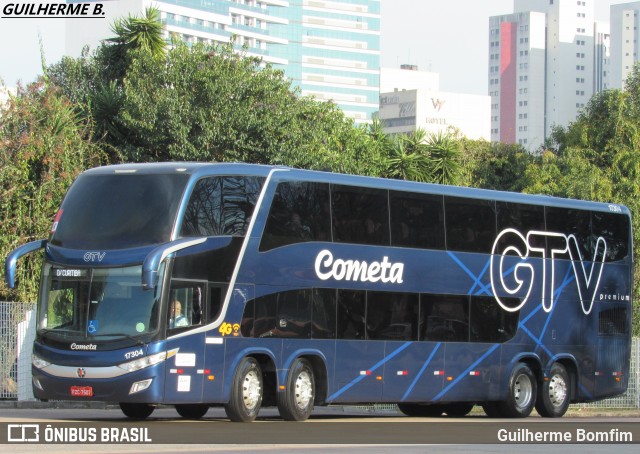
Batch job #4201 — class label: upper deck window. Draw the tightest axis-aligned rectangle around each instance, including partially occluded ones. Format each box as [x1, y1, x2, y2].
[180, 176, 265, 237]
[260, 181, 331, 251]
[51, 173, 189, 249]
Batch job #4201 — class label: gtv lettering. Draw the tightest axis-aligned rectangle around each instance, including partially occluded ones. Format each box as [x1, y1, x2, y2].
[490, 229, 607, 315]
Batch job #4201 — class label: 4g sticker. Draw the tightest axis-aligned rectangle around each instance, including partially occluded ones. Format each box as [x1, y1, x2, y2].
[219, 322, 240, 337]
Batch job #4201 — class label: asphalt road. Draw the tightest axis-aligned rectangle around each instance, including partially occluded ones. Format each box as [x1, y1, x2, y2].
[1, 405, 639, 453]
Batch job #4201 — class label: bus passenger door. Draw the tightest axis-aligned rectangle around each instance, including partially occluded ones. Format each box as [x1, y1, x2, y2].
[164, 281, 207, 403]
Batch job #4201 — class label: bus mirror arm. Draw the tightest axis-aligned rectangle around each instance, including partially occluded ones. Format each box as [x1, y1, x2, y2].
[142, 237, 208, 290]
[5, 239, 47, 288]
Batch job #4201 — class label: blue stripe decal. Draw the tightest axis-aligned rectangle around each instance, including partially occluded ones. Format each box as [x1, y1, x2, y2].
[447, 252, 492, 296]
[327, 342, 413, 401]
[401, 342, 442, 402]
[538, 266, 573, 342]
[433, 344, 500, 401]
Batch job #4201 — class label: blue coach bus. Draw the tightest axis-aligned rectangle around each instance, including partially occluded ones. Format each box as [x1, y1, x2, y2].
[5, 163, 633, 421]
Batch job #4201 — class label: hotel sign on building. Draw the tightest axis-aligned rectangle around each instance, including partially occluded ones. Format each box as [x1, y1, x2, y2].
[378, 89, 490, 140]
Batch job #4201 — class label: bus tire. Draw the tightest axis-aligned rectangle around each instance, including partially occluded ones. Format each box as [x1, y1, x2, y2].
[175, 404, 209, 419]
[481, 402, 502, 418]
[535, 363, 570, 418]
[277, 358, 315, 421]
[499, 362, 537, 418]
[397, 403, 443, 417]
[443, 403, 474, 417]
[224, 357, 263, 422]
[119, 402, 154, 419]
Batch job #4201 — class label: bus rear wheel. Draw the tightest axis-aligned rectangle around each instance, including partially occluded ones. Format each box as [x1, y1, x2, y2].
[277, 358, 315, 421]
[119, 402, 154, 419]
[176, 404, 209, 419]
[397, 403, 444, 417]
[535, 363, 570, 417]
[224, 357, 263, 422]
[499, 362, 537, 418]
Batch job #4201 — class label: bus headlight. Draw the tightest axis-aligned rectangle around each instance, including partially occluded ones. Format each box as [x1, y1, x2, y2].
[117, 351, 167, 373]
[32, 354, 51, 370]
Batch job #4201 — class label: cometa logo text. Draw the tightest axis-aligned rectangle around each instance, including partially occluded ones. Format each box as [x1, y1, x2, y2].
[314, 250, 404, 284]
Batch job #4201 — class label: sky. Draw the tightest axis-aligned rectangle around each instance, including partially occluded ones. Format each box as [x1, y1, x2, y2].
[0, 0, 627, 94]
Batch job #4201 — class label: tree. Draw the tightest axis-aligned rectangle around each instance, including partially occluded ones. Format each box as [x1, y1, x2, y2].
[425, 131, 462, 185]
[382, 129, 431, 182]
[100, 7, 166, 83]
[461, 139, 532, 192]
[112, 41, 383, 175]
[0, 82, 105, 301]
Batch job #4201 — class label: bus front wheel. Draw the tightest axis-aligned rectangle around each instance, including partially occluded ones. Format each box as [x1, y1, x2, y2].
[176, 404, 209, 419]
[224, 357, 263, 422]
[119, 402, 154, 419]
[535, 363, 570, 418]
[277, 358, 315, 421]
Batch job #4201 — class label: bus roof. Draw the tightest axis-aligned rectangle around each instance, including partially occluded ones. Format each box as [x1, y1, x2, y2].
[82, 162, 630, 216]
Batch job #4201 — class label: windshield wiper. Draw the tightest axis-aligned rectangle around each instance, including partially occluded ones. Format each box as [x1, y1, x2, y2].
[89, 333, 146, 347]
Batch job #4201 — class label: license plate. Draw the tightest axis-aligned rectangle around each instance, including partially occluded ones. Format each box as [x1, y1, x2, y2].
[70, 386, 93, 397]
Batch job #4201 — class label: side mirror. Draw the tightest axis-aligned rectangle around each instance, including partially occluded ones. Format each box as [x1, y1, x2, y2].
[5, 239, 47, 288]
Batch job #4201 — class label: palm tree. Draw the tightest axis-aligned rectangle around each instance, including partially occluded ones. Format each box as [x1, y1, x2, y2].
[101, 7, 166, 82]
[426, 131, 462, 185]
[384, 130, 432, 182]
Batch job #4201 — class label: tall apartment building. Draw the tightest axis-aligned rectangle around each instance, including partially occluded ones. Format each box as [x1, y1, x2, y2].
[489, 0, 608, 150]
[610, 2, 640, 89]
[66, 0, 380, 122]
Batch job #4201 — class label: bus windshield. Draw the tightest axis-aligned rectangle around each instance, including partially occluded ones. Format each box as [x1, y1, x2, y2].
[38, 264, 163, 342]
[50, 173, 189, 249]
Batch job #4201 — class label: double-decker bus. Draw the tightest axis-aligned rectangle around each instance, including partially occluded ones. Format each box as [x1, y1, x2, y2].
[5, 163, 632, 421]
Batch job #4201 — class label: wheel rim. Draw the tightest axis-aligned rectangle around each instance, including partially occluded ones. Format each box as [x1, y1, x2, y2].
[548, 374, 567, 407]
[242, 369, 261, 411]
[294, 370, 313, 410]
[513, 373, 533, 409]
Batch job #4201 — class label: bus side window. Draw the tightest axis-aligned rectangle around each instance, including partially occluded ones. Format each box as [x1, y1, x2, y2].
[367, 292, 418, 341]
[546, 207, 591, 258]
[207, 284, 226, 324]
[260, 181, 331, 251]
[311, 289, 337, 339]
[445, 197, 496, 253]
[337, 290, 366, 340]
[332, 185, 390, 246]
[390, 192, 445, 250]
[420, 294, 469, 342]
[470, 296, 519, 343]
[592, 211, 629, 262]
[168, 283, 205, 331]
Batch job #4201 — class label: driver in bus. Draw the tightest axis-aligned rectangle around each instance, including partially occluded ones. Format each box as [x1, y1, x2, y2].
[169, 298, 188, 328]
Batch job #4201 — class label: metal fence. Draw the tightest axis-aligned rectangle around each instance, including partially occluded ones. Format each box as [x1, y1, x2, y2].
[1, 301, 639, 408]
[1, 302, 35, 400]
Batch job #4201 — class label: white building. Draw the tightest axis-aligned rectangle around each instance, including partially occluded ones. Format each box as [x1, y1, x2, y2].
[610, 2, 640, 89]
[379, 67, 490, 141]
[66, 0, 380, 122]
[489, 0, 608, 151]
